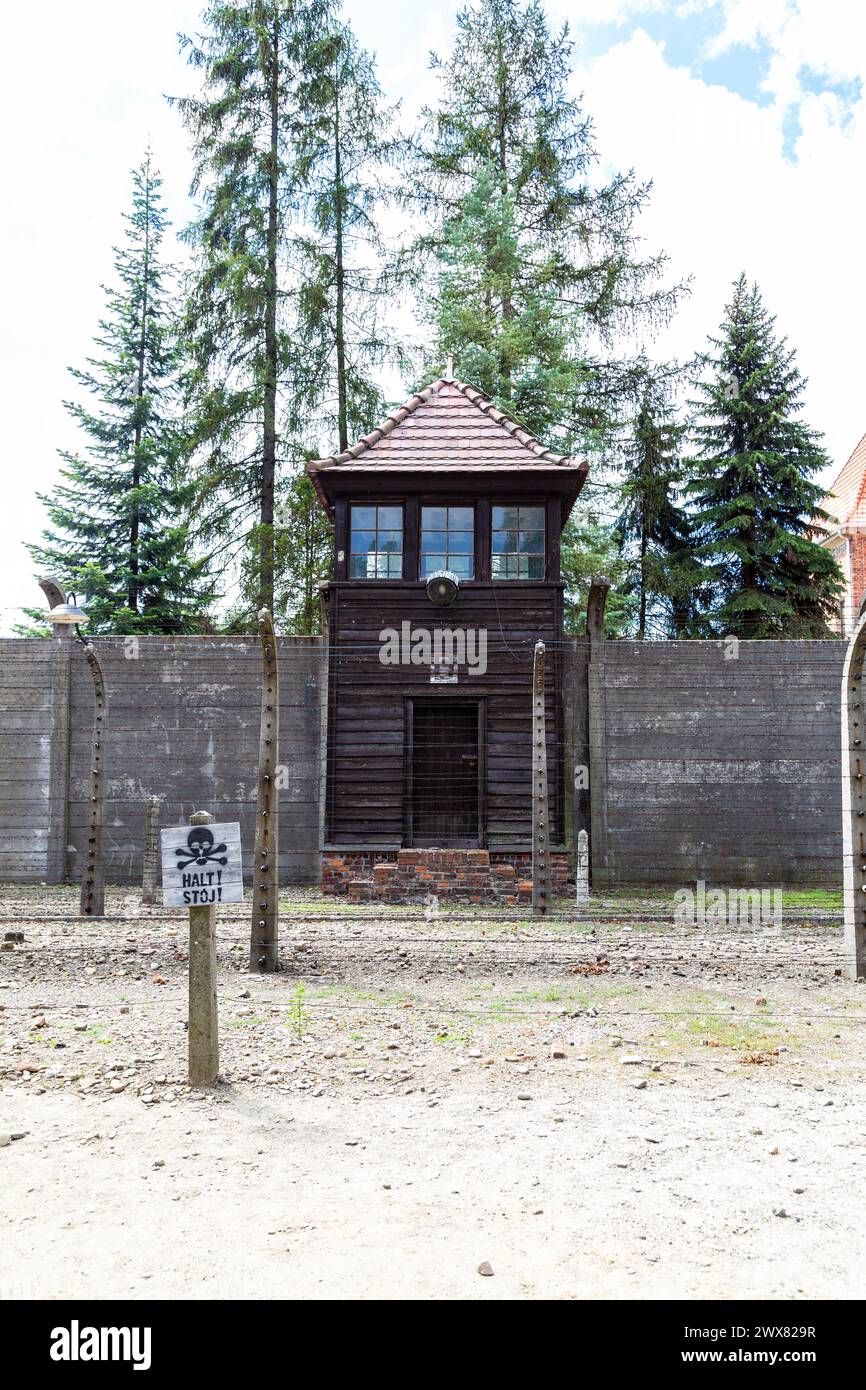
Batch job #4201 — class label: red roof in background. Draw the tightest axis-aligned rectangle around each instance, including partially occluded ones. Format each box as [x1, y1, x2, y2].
[822, 431, 866, 535]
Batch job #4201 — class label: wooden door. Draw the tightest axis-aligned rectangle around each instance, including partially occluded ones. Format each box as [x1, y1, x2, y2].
[411, 703, 479, 846]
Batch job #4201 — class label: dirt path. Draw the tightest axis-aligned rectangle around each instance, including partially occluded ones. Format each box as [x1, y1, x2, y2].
[2, 889, 864, 1300]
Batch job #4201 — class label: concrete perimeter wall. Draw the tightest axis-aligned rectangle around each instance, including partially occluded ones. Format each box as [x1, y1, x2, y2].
[0, 636, 324, 885]
[587, 640, 845, 886]
[0, 634, 847, 888]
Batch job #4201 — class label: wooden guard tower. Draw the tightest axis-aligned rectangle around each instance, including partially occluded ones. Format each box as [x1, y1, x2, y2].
[308, 373, 587, 903]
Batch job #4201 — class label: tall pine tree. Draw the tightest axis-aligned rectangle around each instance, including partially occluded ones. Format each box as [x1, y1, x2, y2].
[688, 274, 842, 638]
[176, 3, 403, 627]
[29, 153, 213, 633]
[417, 0, 681, 458]
[615, 371, 703, 638]
[175, 0, 334, 620]
[292, 19, 408, 452]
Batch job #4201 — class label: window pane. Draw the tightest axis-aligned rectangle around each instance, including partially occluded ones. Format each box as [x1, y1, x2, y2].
[420, 529, 448, 552]
[379, 531, 402, 554]
[377, 505, 402, 529]
[385, 553, 403, 577]
[519, 529, 545, 554]
[448, 506, 473, 529]
[349, 555, 367, 578]
[450, 555, 472, 577]
[519, 506, 545, 529]
[493, 505, 518, 529]
[492, 528, 517, 554]
[421, 553, 447, 576]
[421, 505, 447, 531]
[527, 554, 545, 579]
[351, 505, 376, 529]
[351, 529, 376, 554]
[448, 530, 473, 554]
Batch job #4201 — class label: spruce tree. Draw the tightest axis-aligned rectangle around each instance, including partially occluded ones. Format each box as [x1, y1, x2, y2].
[688, 274, 842, 638]
[561, 519, 635, 637]
[615, 373, 704, 638]
[417, 0, 681, 458]
[28, 153, 213, 634]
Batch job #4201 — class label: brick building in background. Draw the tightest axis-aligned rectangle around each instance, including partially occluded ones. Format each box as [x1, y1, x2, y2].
[819, 431, 866, 635]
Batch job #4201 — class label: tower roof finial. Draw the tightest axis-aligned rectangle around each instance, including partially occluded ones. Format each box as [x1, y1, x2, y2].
[445, 354, 454, 381]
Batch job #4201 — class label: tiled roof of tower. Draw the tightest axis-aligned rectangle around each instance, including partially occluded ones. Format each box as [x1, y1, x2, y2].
[821, 431, 866, 538]
[307, 377, 586, 510]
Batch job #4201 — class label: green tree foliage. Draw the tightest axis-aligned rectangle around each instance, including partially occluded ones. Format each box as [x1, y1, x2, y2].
[561, 519, 635, 637]
[176, 3, 405, 629]
[688, 274, 843, 638]
[292, 19, 408, 453]
[175, 0, 332, 620]
[28, 154, 213, 634]
[417, 0, 681, 460]
[615, 371, 705, 638]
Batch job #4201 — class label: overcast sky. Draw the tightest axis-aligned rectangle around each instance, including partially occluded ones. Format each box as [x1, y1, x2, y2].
[1, 0, 864, 632]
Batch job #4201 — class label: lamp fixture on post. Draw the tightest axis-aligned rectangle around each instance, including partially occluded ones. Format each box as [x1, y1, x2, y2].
[425, 568, 460, 607]
[44, 589, 107, 917]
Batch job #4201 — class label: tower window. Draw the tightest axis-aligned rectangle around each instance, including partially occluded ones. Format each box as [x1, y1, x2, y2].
[492, 505, 545, 578]
[420, 505, 474, 579]
[349, 504, 403, 578]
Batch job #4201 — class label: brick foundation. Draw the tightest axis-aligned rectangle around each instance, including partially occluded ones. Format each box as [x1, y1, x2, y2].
[322, 848, 569, 905]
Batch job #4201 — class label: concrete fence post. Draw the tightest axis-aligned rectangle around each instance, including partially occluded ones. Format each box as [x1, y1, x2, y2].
[576, 828, 589, 907]
[188, 809, 219, 1086]
[842, 603, 866, 979]
[532, 640, 552, 916]
[250, 608, 279, 972]
[141, 797, 161, 905]
[79, 640, 107, 918]
[587, 575, 611, 889]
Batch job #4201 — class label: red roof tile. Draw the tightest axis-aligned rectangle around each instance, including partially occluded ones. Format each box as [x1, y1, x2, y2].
[821, 431, 866, 535]
[308, 378, 586, 512]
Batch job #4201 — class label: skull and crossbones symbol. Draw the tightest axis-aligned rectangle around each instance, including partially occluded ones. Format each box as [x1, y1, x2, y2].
[175, 827, 228, 870]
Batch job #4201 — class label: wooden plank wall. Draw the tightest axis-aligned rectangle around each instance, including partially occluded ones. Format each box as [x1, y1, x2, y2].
[327, 583, 562, 849]
[596, 640, 846, 885]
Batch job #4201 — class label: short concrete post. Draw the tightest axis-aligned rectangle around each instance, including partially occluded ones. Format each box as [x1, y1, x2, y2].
[842, 603, 866, 979]
[188, 809, 219, 1086]
[531, 640, 552, 916]
[576, 828, 589, 907]
[141, 797, 161, 905]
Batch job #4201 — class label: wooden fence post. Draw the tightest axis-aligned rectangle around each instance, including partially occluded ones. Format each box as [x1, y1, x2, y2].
[188, 809, 219, 1085]
[576, 828, 589, 906]
[532, 639, 552, 916]
[842, 602, 866, 979]
[141, 797, 161, 905]
[80, 639, 107, 918]
[250, 608, 279, 972]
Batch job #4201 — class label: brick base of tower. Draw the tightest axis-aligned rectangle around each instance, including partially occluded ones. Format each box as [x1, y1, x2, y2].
[321, 848, 569, 905]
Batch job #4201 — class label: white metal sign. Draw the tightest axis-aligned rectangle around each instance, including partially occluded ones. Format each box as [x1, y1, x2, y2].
[160, 822, 244, 907]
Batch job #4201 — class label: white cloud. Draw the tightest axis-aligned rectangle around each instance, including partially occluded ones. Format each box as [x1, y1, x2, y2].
[576, 22, 866, 474]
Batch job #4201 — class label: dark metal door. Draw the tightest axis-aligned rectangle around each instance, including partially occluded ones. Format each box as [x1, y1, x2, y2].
[412, 703, 479, 845]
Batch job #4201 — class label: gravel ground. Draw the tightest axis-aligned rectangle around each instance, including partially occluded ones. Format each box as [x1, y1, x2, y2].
[1, 885, 864, 1300]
